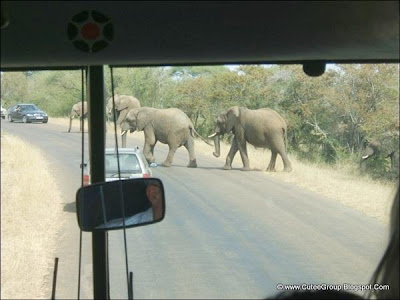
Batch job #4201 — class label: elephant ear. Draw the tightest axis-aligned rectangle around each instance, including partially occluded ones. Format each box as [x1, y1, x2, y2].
[107, 95, 119, 110]
[136, 109, 148, 131]
[217, 114, 226, 123]
[115, 95, 131, 111]
[225, 106, 240, 132]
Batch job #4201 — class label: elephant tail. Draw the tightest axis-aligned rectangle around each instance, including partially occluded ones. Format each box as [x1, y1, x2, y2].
[283, 127, 288, 153]
[190, 126, 213, 146]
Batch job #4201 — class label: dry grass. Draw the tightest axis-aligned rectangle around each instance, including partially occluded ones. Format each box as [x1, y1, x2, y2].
[49, 117, 111, 132]
[48, 117, 397, 224]
[49, 117, 86, 127]
[1, 132, 64, 299]
[195, 139, 397, 224]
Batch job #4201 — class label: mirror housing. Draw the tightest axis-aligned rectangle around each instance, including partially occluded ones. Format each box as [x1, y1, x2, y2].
[76, 178, 165, 231]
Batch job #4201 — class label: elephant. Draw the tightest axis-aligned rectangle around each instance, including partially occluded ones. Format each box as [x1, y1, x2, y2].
[68, 101, 87, 133]
[106, 94, 141, 147]
[120, 107, 211, 168]
[209, 106, 292, 172]
[360, 135, 399, 171]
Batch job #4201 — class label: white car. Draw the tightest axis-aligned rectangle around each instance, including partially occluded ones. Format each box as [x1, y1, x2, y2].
[82, 147, 153, 186]
[0, 106, 6, 119]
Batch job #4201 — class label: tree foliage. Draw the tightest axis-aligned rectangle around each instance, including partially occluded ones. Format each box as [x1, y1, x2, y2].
[1, 64, 398, 180]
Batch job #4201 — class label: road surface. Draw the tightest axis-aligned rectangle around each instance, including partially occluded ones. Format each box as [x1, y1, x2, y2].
[1, 119, 388, 299]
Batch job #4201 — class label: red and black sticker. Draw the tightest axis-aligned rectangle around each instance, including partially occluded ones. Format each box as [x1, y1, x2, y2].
[68, 10, 113, 53]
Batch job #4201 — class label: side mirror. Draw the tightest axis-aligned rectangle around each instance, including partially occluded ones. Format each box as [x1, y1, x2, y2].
[76, 178, 165, 231]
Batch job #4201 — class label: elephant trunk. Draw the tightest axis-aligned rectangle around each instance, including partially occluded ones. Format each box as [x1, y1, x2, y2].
[213, 134, 221, 157]
[121, 130, 127, 148]
[360, 159, 367, 171]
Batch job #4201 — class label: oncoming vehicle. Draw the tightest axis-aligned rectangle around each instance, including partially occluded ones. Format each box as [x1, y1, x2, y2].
[1, 2, 399, 300]
[8, 103, 48, 123]
[1, 106, 6, 119]
[6, 105, 16, 121]
[82, 147, 153, 186]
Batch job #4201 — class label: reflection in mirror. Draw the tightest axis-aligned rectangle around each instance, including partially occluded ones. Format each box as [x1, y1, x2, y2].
[76, 178, 165, 231]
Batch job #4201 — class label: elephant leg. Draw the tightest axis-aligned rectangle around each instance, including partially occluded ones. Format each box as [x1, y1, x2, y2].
[279, 150, 292, 172]
[143, 140, 156, 164]
[184, 138, 197, 168]
[68, 116, 73, 133]
[237, 139, 251, 171]
[267, 151, 278, 172]
[360, 160, 367, 171]
[224, 138, 239, 170]
[163, 146, 178, 167]
[150, 144, 156, 160]
[79, 116, 83, 132]
[143, 129, 156, 163]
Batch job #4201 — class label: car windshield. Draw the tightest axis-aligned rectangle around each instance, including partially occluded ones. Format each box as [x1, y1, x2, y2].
[106, 153, 141, 174]
[1, 64, 399, 299]
[21, 105, 39, 111]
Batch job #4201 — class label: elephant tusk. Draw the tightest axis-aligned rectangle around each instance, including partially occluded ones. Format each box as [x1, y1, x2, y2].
[208, 132, 217, 138]
[362, 155, 370, 159]
[120, 130, 127, 136]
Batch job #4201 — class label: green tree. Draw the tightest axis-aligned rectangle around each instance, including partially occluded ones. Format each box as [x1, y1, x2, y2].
[331, 64, 399, 153]
[25, 70, 83, 116]
[1, 72, 29, 108]
[169, 65, 229, 80]
[110, 67, 174, 108]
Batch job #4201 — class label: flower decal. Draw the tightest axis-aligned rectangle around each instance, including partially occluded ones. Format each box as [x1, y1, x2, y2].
[68, 10, 113, 53]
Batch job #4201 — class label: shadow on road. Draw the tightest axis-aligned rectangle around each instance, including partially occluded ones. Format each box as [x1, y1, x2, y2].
[168, 165, 264, 171]
[4, 122, 46, 125]
[63, 202, 76, 213]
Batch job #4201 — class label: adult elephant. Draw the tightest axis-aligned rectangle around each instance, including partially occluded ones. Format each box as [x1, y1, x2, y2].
[120, 107, 211, 167]
[107, 94, 141, 147]
[68, 101, 87, 133]
[360, 135, 399, 171]
[209, 106, 292, 172]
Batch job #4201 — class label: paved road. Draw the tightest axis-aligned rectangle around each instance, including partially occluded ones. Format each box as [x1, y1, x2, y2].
[1, 118, 389, 299]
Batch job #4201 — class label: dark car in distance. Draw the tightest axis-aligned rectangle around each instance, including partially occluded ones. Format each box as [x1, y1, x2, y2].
[8, 104, 48, 123]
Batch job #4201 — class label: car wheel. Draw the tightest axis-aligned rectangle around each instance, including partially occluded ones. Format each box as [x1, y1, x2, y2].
[43, 120, 48, 123]
[22, 116, 28, 123]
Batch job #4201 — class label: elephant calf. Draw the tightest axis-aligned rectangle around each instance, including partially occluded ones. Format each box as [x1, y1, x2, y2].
[209, 106, 292, 172]
[68, 101, 87, 133]
[120, 107, 210, 168]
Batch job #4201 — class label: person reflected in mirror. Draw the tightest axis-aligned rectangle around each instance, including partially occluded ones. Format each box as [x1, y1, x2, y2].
[146, 180, 164, 220]
[123, 180, 163, 226]
[95, 180, 164, 229]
